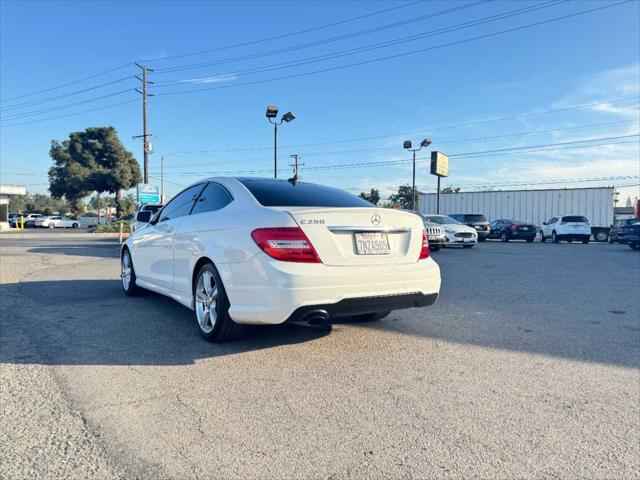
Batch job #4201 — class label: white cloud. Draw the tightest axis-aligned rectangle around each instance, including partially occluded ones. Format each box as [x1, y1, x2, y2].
[178, 74, 237, 85]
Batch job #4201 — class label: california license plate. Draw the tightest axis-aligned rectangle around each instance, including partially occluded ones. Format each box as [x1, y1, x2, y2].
[355, 232, 390, 255]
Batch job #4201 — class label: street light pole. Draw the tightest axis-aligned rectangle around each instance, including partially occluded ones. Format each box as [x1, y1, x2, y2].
[160, 153, 178, 203]
[273, 121, 278, 178]
[403, 138, 432, 211]
[412, 149, 417, 211]
[266, 106, 295, 179]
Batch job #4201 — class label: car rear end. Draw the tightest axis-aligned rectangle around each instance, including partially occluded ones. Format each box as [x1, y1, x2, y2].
[508, 222, 537, 241]
[619, 223, 640, 249]
[558, 215, 591, 241]
[224, 178, 441, 326]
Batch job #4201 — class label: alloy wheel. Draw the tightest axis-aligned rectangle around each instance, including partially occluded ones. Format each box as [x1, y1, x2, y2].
[195, 270, 218, 334]
[121, 252, 132, 290]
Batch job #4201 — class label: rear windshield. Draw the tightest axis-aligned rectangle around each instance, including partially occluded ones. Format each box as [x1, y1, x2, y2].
[562, 216, 588, 223]
[463, 214, 487, 222]
[238, 178, 372, 207]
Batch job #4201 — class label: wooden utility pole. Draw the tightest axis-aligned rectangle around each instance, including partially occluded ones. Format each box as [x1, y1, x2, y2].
[134, 63, 154, 184]
[290, 154, 303, 181]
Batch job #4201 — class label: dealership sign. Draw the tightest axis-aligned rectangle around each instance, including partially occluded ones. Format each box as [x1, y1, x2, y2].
[430, 151, 449, 177]
[136, 184, 160, 204]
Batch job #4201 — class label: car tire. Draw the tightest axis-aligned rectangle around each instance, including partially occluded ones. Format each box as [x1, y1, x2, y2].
[608, 235, 613, 244]
[478, 237, 486, 242]
[48, 223, 55, 229]
[582, 236, 590, 244]
[629, 243, 640, 250]
[500, 232, 509, 242]
[72, 223, 79, 228]
[350, 311, 390, 322]
[552, 231, 559, 243]
[567, 238, 573, 243]
[121, 249, 142, 296]
[526, 238, 534, 243]
[463, 244, 474, 249]
[540, 231, 546, 242]
[594, 231, 608, 242]
[430, 245, 441, 252]
[193, 262, 246, 342]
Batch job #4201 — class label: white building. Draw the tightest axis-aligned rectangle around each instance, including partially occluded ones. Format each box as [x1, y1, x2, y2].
[0, 184, 27, 230]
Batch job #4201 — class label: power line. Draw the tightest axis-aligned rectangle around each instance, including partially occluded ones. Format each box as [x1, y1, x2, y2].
[153, 0, 495, 75]
[150, 135, 639, 176]
[0, 1, 427, 106]
[144, 0, 429, 63]
[0, 88, 134, 121]
[0, 62, 132, 104]
[419, 175, 640, 190]
[161, 119, 638, 166]
[0, 76, 134, 112]
[0, 98, 138, 128]
[154, 1, 634, 97]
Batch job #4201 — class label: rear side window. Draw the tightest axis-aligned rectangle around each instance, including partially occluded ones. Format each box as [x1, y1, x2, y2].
[191, 182, 233, 215]
[562, 216, 588, 223]
[239, 178, 371, 207]
[464, 214, 487, 222]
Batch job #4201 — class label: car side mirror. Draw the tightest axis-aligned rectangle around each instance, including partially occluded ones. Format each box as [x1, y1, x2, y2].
[136, 211, 152, 223]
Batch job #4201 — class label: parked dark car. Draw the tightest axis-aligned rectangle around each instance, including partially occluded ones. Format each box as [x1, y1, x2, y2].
[609, 218, 639, 243]
[449, 214, 490, 241]
[618, 222, 640, 250]
[488, 219, 537, 242]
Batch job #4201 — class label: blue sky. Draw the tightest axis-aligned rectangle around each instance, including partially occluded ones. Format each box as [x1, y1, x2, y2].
[1, 0, 639, 203]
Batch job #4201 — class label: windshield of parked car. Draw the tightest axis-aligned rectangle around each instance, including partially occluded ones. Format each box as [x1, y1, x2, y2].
[562, 216, 588, 223]
[238, 178, 372, 207]
[463, 214, 487, 222]
[425, 215, 460, 225]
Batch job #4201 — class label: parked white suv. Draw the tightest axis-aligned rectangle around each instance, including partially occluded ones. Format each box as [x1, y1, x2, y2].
[540, 215, 591, 243]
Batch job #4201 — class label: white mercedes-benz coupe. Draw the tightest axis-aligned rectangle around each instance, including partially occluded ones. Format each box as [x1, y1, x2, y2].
[121, 178, 441, 342]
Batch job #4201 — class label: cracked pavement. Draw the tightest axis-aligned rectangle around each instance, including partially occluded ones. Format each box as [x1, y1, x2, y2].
[1, 231, 639, 479]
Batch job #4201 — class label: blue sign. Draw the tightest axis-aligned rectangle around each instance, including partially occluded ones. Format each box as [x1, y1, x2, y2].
[137, 184, 160, 205]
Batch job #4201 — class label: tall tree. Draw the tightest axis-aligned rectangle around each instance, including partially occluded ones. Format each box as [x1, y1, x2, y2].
[441, 186, 461, 194]
[49, 127, 141, 216]
[359, 188, 380, 205]
[389, 184, 415, 210]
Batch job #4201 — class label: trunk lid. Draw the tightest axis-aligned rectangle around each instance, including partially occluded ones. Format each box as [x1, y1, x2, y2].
[281, 207, 423, 266]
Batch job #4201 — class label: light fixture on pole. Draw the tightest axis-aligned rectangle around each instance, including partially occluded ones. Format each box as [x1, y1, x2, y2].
[403, 138, 432, 210]
[266, 105, 296, 178]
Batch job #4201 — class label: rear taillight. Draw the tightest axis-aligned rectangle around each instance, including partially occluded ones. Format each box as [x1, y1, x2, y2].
[419, 231, 430, 260]
[251, 227, 321, 263]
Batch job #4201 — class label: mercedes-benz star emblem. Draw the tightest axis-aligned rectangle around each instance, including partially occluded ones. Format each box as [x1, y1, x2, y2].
[371, 213, 381, 225]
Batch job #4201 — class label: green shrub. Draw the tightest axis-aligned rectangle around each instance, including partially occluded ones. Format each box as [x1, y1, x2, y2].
[94, 220, 131, 233]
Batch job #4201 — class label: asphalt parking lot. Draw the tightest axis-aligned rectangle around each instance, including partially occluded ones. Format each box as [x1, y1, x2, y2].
[1, 231, 639, 479]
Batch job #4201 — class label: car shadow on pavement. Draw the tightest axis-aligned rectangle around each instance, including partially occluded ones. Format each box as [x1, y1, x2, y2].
[1, 279, 329, 366]
[27, 244, 121, 259]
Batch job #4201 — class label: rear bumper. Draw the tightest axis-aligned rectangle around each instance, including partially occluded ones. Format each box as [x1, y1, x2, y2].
[510, 232, 536, 239]
[222, 255, 441, 325]
[285, 292, 438, 323]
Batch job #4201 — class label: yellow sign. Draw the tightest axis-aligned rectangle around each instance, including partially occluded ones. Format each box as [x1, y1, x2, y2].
[430, 151, 449, 177]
